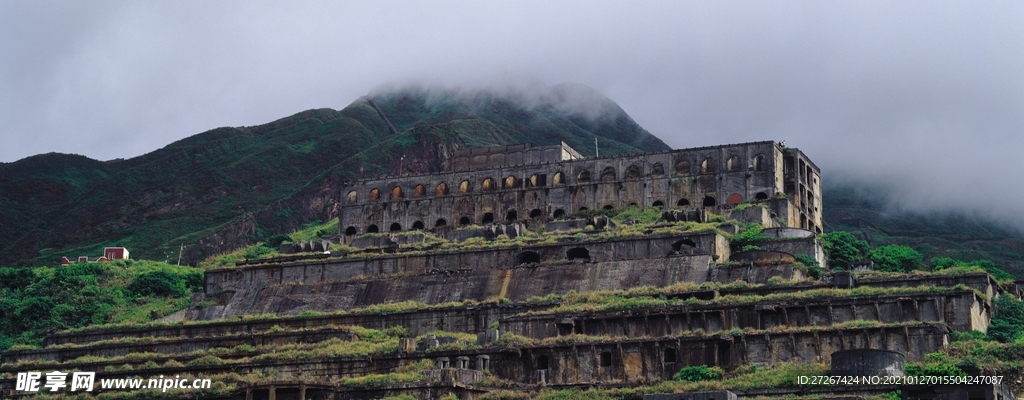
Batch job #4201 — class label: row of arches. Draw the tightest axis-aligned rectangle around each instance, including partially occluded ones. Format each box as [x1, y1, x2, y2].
[347, 154, 771, 204]
[673, 154, 768, 175]
[345, 191, 770, 235]
[349, 173, 563, 204]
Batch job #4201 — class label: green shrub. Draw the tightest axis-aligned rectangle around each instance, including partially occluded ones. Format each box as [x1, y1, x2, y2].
[794, 254, 823, 279]
[821, 232, 870, 266]
[905, 363, 965, 377]
[128, 270, 188, 297]
[870, 245, 923, 272]
[266, 234, 293, 247]
[932, 257, 1014, 282]
[987, 295, 1024, 343]
[733, 224, 767, 247]
[673, 365, 724, 381]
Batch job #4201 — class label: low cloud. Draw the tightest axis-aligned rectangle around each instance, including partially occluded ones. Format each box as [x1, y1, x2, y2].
[1, 2, 1021, 230]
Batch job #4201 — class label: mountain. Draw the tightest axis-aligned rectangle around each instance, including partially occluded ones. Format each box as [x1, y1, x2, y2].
[0, 84, 669, 267]
[822, 184, 1024, 278]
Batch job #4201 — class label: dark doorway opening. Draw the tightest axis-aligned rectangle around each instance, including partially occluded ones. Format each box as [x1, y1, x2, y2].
[567, 247, 590, 261]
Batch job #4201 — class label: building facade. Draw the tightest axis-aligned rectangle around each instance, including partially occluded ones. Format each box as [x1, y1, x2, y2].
[338, 141, 822, 236]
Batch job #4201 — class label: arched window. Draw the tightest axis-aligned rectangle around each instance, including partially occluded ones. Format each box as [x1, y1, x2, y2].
[727, 156, 741, 171]
[600, 166, 616, 182]
[482, 178, 496, 191]
[727, 193, 743, 205]
[367, 224, 380, 233]
[552, 172, 566, 185]
[755, 192, 769, 201]
[412, 221, 425, 230]
[459, 216, 471, 225]
[344, 226, 357, 236]
[625, 164, 642, 180]
[389, 223, 402, 232]
[674, 160, 690, 175]
[753, 154, 767, 171]
[603, 204, 614, 210]
[530, 209, 543, 218]
[701, 158, 715, 173]
[391, 186, 403, 199]
[652, 200, 665, 208]
[553, 209, 566, 219]
[482, 213, 494, 224]
[677, 198, 690, 207]
[651, 163, 665, 176]
[702, 196, 716, 207]
[436, 182, 450, 196]
[503, 175, 519, 189]
[567, 247, 590, 261]
[435, 219, 448, 227]
[459, 180, 471, 193]
[577, 170, 591, 182]
[413, 185, 426, 197]
[506, 210, 518, 222]
[346, 191, 358, 204]
[369, 189, 380, 201]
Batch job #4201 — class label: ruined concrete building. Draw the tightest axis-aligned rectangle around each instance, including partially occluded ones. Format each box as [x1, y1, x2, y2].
[0, 141, 1012, 399]
[339, 141, 823, 236]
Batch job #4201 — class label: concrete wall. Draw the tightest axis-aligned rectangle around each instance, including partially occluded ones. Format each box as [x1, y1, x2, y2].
[501, 290, 987, 340]
[202, 233, 724, 318]
[208, 255, 714, 319]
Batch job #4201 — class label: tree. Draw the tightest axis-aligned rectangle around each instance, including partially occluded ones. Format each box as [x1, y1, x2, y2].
[870, 245, 923, 272]
[821, 232, 870, 266]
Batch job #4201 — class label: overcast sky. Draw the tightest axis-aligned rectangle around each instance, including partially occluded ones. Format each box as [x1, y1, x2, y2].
[2, 1, 1022, 228]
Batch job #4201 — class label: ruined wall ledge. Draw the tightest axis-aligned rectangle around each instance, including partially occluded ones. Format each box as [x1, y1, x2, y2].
[39, 273, 993, 348]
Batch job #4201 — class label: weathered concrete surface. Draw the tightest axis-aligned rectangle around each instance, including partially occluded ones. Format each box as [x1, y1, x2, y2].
[206, 233, 726, 295]
[502, 290, 988, 340]
[708, 262, 804, 284]
[830, 349, 905, 377]
[758, 236, 826, 269]
[210, 255, 713, 319]
[201, 233, 726, 318]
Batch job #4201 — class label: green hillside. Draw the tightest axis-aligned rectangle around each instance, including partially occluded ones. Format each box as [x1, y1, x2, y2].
[822, 185, 1024, 278]
[0, 84, 668, 267]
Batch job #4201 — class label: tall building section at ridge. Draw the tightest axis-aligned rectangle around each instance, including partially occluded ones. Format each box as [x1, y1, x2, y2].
[339, 141, 822, 236]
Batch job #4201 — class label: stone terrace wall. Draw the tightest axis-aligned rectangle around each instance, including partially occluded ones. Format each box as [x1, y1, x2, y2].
[2, 324, 947, 390]
[208, 255, 714, 319]
[502, 290, 987, 339]
[201, 233, 725, 319]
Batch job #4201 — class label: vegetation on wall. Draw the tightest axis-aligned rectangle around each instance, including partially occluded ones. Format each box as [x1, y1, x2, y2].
[0, 260, 202, 352]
